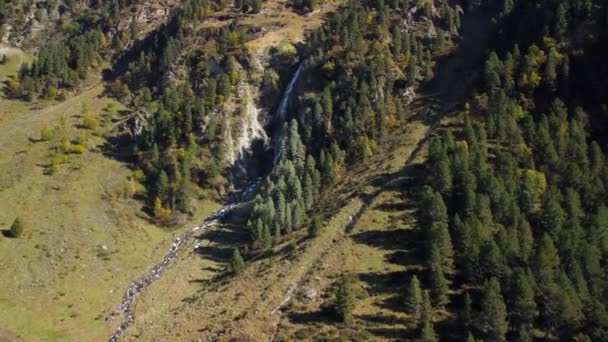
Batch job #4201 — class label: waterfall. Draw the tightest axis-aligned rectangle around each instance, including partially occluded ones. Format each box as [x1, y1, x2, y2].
[275, 62, 304, 124]
[273, 62, 304, 164]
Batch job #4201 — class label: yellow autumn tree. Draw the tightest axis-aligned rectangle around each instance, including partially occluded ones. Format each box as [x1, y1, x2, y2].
[522, 169, 547, 212]
[154, 197, 172, 221]
[125, 177, 137, 198]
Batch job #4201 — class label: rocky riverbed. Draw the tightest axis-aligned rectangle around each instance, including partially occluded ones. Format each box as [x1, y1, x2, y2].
[107, 179, 261, 342]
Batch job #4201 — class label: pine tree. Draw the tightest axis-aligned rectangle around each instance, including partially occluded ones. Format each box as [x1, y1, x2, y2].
[421, 290, 433, 326]
[405, 275, 423, 322]
[554, 2, 568, 42]
[420, 319, 438, 342]
[463, 292, 472, 328]
[512, 269, 537, 327]
[420, 289, 437, 342]
[423, 191, 454, 276]
[9, 217, 23, 238]
[262, 225, 272, 248]
[593, 205, 608, 254]
[335, 274, 355, 324]
[309, 215, 322, 237]
[517, 218, 534, 262]
[534, 234, 560, 285]
[514, 325, 532, 342]
[156, 170, 170, 202]
[231, 247, 245, 275]
[480, 277, 508, 342]
[429, 246, 450, 308]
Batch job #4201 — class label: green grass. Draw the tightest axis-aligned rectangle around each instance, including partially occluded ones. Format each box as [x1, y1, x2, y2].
[0, 48, 32, 81]
[0, 64, 223, 340]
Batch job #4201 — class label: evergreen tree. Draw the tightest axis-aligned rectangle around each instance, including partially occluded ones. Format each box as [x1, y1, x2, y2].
[9, 217, 23, 238]
[420, 319, 438, 342]
[405, 275, 423, 322]
[480, 278, 508, 342]
[231, 247, 245, 275]
[308, 215, 322, 237]
[422, 191, 454, 276]
[421, 289, 433, 326]
[514, 325, 532, 342]
[534, 234, 560, 285]
[429, 246, 450, 308]
[511, 270, 537, 327]
[335, 274, 355, 324]
[463, 292, 472, 328]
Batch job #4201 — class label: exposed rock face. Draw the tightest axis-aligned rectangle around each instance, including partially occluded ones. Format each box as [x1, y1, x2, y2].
[402, 86, 416, 106]
[234, 82, 269, 160]
[224, 118, 237, 165]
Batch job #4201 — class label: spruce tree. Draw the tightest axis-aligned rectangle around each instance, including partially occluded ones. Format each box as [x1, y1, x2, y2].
[309, 215, 322, 237]
[405, 275, 423, 322]
[480, 278, 508, 342]
[514, 325, 531, 342]
[9, 217, 23, 238]
[420, 319, 438, 342]
[424, 191, 454, 276]
[231, 248, 245, 275]
[420, 290, 437, 342]
[421, 290, 433, 326]
[463, 292, 472, 328]
[534, 233, 560, 285]
[512, 269, 537, 327]
[429, 246, 450, 308]
[335, 274, 355, 324]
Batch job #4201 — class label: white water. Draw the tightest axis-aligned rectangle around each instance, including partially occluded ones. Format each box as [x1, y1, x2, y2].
[273, 62, 304, 165]
[276, 62, 304, 124]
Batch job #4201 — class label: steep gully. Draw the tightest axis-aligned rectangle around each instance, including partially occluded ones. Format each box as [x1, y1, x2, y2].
[107, 61, 305, 342]
[107, 4, 493, 337]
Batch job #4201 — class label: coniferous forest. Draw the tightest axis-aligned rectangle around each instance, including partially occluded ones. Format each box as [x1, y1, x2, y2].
[417, 0, 608, 340]
[1, 0, 608, 340]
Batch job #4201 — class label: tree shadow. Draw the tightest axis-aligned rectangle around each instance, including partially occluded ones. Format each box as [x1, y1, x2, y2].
[358, 271, 408, 296]
[373, 200, 413, 212]
[1, 230, 16, 238]
[357, 312, 409, 326]
[287, 310, 327, 325]
[195, 244, 232, 263]
[351, 228, 423, 254]
[194, 223, 249, 263]
[98, 134, 135, 164]
[365, 326, 415, 340]
[435, 314, 468, 341]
